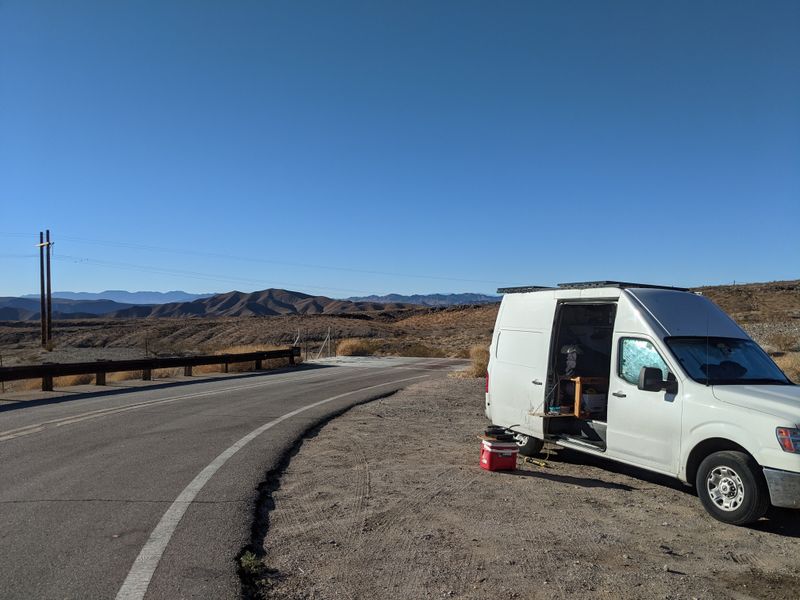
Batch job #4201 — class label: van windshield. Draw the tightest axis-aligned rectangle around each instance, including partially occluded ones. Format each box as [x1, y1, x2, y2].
[665, 337, 792, 385]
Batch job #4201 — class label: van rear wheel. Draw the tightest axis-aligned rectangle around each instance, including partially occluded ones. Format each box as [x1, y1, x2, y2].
[514, 434, 544, 457]
[695, 451, 769, 525]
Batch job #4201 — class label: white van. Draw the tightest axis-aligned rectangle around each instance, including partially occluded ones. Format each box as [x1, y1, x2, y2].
[485, 281, 800, 524]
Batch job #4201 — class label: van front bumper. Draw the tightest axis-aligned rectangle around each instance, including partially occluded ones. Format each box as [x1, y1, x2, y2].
[763, 467, 800, 509]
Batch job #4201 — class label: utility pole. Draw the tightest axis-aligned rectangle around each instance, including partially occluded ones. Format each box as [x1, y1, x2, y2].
[37, 230, 54, 348]
[38, 232, 46, 347]
[45, 229, 53, 348]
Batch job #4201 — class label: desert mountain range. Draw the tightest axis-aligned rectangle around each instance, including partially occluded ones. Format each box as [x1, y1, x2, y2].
[1, 280, 798, 322]
[0, 289, 415, 320]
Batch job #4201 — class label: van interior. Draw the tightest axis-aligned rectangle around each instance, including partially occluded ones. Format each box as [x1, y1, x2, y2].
[544, 302, 616, 451]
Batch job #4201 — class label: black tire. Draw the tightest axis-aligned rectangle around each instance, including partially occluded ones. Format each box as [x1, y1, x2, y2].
[514, 434, 544, 457]
[695, 451, 769, 525]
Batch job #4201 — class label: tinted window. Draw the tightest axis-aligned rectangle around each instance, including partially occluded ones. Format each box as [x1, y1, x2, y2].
[619, 338, 670, 384]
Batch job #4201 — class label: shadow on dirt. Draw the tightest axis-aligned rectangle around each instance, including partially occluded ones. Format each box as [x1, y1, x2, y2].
[506, 467, 635, 491]
[532, 446, 800, 538]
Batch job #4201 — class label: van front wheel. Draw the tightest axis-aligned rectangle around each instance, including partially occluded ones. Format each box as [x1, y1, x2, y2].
[514, 434, 544, 457]
[695, 451, 769, 525]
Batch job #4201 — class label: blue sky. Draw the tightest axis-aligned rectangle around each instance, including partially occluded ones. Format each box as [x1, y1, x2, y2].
[1, 1, 798, 298]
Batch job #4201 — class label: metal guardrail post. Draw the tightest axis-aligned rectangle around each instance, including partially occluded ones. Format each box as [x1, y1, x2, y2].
[143, 369, 152, 381]
[184, 366, 192, 376]
[42, 374, 53, 392]
[255, 359, 262, 370]
[96, 372, 106, 386]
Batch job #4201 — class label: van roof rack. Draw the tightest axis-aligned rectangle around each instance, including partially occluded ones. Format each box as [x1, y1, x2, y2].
[556, 280, 690, 292]
[496, 286, 553, 294]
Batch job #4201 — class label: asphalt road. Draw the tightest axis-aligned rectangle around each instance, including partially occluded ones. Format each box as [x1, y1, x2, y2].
[0, 356, 464, 600]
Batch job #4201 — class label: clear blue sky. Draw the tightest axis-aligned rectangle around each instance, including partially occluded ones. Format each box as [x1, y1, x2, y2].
[1, 1, 798, 298]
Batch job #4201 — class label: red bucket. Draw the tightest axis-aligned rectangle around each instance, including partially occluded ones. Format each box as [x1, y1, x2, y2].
[479, 439, 518, 471]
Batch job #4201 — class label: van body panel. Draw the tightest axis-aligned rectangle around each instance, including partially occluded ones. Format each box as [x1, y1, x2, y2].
[711, 385, 800, 421]
[487, 292, 555, 436]
[606, 333, 683, 471]
[679, 385, 800, 477]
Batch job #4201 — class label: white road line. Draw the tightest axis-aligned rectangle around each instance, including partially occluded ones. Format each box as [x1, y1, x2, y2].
[114, 373, 429, 600]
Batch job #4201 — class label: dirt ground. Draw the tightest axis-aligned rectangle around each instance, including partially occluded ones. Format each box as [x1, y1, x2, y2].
[250, 377, 800, 600]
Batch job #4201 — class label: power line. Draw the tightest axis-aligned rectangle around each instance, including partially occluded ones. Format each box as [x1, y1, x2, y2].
[44, 233, 506, 285]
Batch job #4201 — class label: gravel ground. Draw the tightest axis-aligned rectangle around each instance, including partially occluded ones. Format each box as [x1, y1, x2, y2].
[252, 377, 800, 600]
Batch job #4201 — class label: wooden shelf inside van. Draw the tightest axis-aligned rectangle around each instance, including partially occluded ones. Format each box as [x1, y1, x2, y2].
[530, 376, 609, 418]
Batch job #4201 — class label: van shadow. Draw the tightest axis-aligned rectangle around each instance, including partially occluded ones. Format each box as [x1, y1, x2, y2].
[505, 467, 635, 491]
[536, 447, 800, 538]
[0, 363, 331, 414]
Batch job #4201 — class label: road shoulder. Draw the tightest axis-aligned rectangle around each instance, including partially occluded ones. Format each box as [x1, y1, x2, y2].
[247, 377, 800, 600]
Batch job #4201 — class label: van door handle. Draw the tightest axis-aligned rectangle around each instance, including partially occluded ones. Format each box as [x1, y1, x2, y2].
[612, 391, 626, 398]
[532, 379, 543, 385]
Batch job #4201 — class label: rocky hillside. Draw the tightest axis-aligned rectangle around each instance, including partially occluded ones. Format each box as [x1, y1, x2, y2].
[697, 280, 800, 323]
[107, 288, 415, 318]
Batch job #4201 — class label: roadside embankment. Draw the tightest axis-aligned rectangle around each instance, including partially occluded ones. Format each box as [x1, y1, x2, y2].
[249, 377, 800, 600]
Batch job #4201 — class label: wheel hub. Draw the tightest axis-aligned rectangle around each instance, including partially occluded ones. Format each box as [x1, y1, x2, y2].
[707, 466, 745, 512]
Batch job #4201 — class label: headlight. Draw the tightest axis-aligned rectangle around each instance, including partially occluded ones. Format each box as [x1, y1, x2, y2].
[776, 427, 800, 453]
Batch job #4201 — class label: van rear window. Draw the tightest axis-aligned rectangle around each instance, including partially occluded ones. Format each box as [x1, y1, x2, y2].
[496, 329, 542, 368]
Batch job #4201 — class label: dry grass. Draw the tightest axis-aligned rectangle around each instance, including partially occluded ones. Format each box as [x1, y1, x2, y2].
[337, 338, 381, 356]
[775, 352, 800, 383]
[767, 333, 799, 353]
[452, 344, 489, 379]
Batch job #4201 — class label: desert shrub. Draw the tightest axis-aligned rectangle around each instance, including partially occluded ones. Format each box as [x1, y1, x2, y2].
[767, 333, 799, 353]
[401, 343, 446, 358]
[54, 373, 95, 386]
[775, 352, 800, 383]
[337, 338, 380, 356]
[453, 344, 490, 378]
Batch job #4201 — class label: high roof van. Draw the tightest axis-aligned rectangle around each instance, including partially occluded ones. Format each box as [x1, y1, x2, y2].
[486, 281, 800, 524]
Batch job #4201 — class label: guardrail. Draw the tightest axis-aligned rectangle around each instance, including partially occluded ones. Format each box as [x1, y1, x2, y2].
[0, 347, 301, 391]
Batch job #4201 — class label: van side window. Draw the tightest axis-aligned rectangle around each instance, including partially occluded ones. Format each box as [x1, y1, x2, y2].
[619, 338, 670, 385]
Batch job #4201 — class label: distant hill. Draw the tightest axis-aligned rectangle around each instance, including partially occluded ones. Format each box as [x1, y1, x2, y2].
[0, 296, 137, 319]
[22, 290, 214, 304]
[1, 289, 416, 320]
[106, 289, 416, 318]
[347, 293, 500, 306]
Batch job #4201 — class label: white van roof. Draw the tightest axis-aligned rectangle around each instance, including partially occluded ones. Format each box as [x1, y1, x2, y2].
[496, 281, 748, 340]
[497, 280, 690, 294]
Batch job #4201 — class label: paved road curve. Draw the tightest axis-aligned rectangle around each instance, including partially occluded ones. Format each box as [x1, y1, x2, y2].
[0, 357, 463, 599]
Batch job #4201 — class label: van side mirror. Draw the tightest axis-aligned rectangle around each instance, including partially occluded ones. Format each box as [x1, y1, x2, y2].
[638, 367, 667, 392]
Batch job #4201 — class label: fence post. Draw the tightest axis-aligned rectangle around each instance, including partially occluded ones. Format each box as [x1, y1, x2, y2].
[289, 352, 295, 366]
[223, 362, 229, 373]
[42, 374, 53, 391]
[184, 366, 192, 376]
[143, 369, 152, 381]
[96, 371, 106, 386]
[255, 358, 262, 370]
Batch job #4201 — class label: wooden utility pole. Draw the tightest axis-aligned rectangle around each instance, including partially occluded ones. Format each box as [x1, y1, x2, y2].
[45, 229, 53, 347]
[38, 231, 46, 347]
[37, 230, 54, 348]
